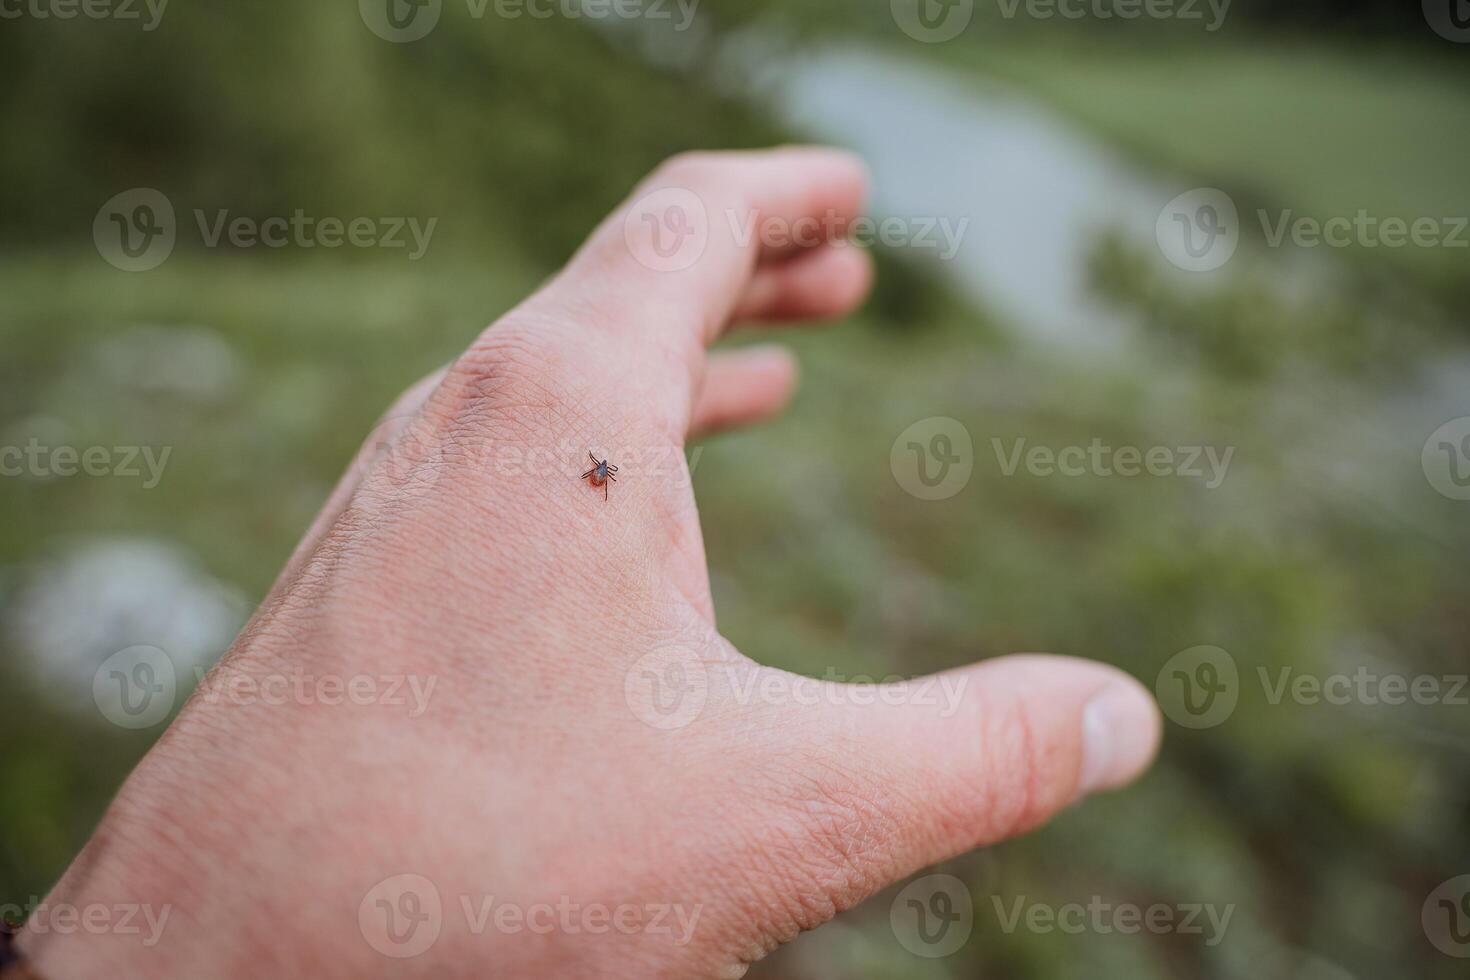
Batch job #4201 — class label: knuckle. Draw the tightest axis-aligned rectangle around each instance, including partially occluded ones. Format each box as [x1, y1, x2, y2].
[977, 690, 1064, 841]
[438, 315, 667, 455]
[360, 317, 588, 477]
[444, 317, 578, 425]
[456, 314, 571, 385]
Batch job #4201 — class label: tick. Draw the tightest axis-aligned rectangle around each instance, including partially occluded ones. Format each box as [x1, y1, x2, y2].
[581, 451, 618, 501]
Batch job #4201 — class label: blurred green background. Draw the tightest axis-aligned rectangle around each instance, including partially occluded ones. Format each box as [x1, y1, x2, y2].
[2, 1, 1469, 977]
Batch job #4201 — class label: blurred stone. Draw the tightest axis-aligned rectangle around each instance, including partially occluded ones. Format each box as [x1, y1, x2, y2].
[89, 325, 243, 404]
[5, 537, 249, 714]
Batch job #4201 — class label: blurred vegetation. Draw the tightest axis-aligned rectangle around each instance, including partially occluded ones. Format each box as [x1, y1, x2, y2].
[3, 3, 1469, 980]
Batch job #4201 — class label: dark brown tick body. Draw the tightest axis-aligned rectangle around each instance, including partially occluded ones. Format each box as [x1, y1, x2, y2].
[581, 452, 618, 501]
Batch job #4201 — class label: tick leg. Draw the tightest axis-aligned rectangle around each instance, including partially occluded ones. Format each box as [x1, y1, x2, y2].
[588, 451, 599, 465]
[603, 482, 608, 501]
[581, 468, 595, 479]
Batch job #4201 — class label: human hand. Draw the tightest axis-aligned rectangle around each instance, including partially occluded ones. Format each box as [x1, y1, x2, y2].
[23, 147, 1161, 979]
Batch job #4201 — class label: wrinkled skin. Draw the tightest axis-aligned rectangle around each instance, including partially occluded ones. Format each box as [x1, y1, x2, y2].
[23, 148, 1160, 979]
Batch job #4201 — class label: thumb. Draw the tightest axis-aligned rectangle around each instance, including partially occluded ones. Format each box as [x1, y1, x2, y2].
[780, 655, 1161, 900]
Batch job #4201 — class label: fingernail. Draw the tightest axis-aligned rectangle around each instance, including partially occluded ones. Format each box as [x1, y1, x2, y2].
[1078, 681, 1160, 799]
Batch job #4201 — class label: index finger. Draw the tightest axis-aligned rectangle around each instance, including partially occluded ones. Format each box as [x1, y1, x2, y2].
[538, 146, 869, 365]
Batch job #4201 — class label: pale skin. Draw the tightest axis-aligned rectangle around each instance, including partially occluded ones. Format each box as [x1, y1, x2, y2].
[22, 147, 1161, 978]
